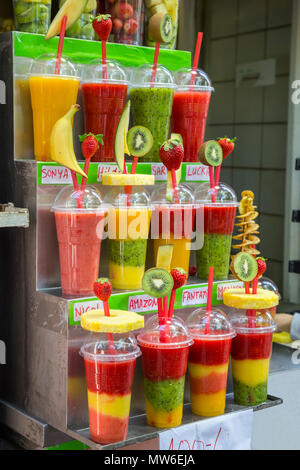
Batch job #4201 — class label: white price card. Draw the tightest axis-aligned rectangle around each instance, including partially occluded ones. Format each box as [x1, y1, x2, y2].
[185, 164, 209, 182]
[73, 300, 103, 323]
[128, 294, 158, 313]
[216, 281, 244, 301]
[151, 164, 168, 181]
[41, 166, 72, 184]
[159, 409, 253, 450]
[97, 163, 123, 181]
[182, 286, 208, 307]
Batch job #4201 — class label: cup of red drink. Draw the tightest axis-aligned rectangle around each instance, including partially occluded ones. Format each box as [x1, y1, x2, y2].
[151, 183, 195, 274]
[194, 183, 238, 281]
[80, 333, 141, 444]
[81, 60, 128, 162]
[52, 186, 106, 297]
[172, 68, 214, 162]
[187, 307, 235, 417]
[102, 0, 144, 45]
[230, 310, 276, 406]
[138, 315, 193, 428]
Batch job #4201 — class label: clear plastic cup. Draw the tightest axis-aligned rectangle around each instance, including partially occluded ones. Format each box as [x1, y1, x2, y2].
[80, 333, 141, 444]
[144, 0, 180, 50]
[103, 0, 144, 45]
[13, 0, 52, 34]
[60, 0, 96, 40]
[138, 315, 193, 428]
[151, 183, 195, 274]
[52, 186, 106, 297]
[230, 309, 276, 406]
[81, 60, 128, 162]
[194, 182, 238, 281]
[103, 182, 152, 290]
[172, 68, 214, 162]
[129, 64, 175, 162]
[258, 277, 281, 319]
[29, 53, 80, 162]
[187, 307, 235, 417]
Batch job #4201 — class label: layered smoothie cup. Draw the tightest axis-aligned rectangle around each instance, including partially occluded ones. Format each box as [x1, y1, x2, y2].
[129, 64, 175, 162]
[80, 333, 141, 444]
[138, 315, 193, 428]
[172, 68, 214, 162]
[151, 183, 195, 274]
[103, 174, 154, 290]
[53, 186, 106, 297]
[195, 183, 238, 281]
[187, 308, 235, 417]
[29, 54, 80, 162]
[81, 60, 128, 162]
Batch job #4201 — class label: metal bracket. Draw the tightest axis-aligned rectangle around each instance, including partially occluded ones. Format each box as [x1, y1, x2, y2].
[289, 260, 300, 274]
[292, 210, 300, 222]
[296, 159, 300, 170]
[0, 203, 29, 228]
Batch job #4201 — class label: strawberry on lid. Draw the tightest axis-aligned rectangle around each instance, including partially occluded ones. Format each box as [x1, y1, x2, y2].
[159, 139, 184, 171]
[92, 14, 112, 41]
[217, 137, 236, 160]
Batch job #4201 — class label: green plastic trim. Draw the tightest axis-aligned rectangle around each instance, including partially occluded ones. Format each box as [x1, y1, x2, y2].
[46, 440, 89, 450]
[13, 32, 191, 70]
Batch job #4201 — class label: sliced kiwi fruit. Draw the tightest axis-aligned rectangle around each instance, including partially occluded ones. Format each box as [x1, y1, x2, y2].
[142, 268, 174, 298]
[148, 13, 173, 43]
[233, 252, 258, 283]
[198, 140, 223, 167]
[127, 126, 153, 157]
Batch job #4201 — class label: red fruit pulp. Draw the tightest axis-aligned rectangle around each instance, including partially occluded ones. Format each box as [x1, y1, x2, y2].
[231, 332, 273, 361]
[201, 205, 236, 235]
[172, 90, 211, 162]
[81, 82, 128, 162]
[188, 333, 232, 366]
[84, 358, 136, 395]
[153, 205, 195, 239]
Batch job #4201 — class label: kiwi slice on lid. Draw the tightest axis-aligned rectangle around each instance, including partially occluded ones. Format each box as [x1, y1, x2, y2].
[127, 126, 153, 157]
[148, 13, 173, 43]
[233, 252, 258, 283]
[142, 268, 174, 298]
[198, 140, 223, 167]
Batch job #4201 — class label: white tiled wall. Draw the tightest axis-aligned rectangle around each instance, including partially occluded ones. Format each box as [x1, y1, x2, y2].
[201, 0, 292, 292]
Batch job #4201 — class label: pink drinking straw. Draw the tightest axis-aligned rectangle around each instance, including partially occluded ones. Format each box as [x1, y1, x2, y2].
[171, 168, 179, 204]
[102, 40, 107, 80]
[215, 165, 221, 188]
[209, 166, 216, 203]
[130, 156, 139, 174]
[150, 42, 160, 87]
[55, 15, 67, 75]
[204, 266, 214, 334]
[189, 32, 203, 90]
[103, 300, 115, 354]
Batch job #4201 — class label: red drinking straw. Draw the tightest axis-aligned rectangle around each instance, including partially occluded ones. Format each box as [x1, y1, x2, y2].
[55, 15, 67, 76]
[131, 156, 139, 174]
[189, 32, 203, 90]
[209, 166, 216, 203]
[150, 42, 160, 87]
[171, 168, 179, 204]
[215, 165, 221, 188]
[102, 39, 107, 80]
[204, 266, 214, 334]
[103, 300, 115, 353]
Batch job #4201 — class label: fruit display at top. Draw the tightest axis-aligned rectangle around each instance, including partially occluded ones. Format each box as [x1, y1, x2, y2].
[198, 140, 223, 167]
[232, 190, 260, 256]
[13, 0, 52, 35]
[104, 0, 143, 45]
[145, 0, 179, 49]
[46, 0, 88, 39]
[59, 0, 97, 40]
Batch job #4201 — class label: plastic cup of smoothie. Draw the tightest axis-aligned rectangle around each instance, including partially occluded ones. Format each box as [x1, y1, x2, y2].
[14, 56, 33, 159]
[187, 307, 235, 417]
[138, 315, 193, 428]
[172, 68, 214, 162]
[81, 60, 128, 162]
[103, 178, 153, 290]
[13, 0, 52, 34]
[52, 186, 106, 297]
[151, 183, 195, 274]
[194, 182, 238, 281]
[230, 310, 276, 406]
[129, 64, 175, 162]
[29, 54, 80, 162]
[80, 333, 141, 444]
[258, 277, 281, 319]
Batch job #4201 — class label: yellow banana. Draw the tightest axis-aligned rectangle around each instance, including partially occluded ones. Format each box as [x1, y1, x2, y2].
[50, 104, 87, 178]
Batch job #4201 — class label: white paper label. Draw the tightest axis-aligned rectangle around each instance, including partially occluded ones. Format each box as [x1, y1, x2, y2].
[159, 409, 253, 450]
[41, 166, 72, 184]
[128, 294, 158, 313]
[97, 164, 123, 181]
[182, 286, 208, 306]
[217, 281, 244, 301]
[73, 300, 103, 323]
[151, 164, 168, 181]
[185, 164, 210, 181]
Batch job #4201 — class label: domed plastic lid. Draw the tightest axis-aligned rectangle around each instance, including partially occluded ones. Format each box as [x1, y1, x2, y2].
[82, 59, 128, 84]
[187, 307, 235, 339]
[14, 56, 33, 78]
[230, 309, 276, 333]
[80, 333, 141, 363]
[52, 185, 105, 212]
[104, 186, 151, 208]
[151, 183, 195, 205]
[130, 64, 175, 88]
[137, 315, 193, 349]
[258, 276, 281, 300]
[173, 67, 214, 92]
[194, 182, 238, 206]
[29, 53, 79, 78]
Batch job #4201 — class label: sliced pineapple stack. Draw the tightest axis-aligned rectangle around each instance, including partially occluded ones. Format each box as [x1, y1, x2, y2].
[81, 309, 144, 333]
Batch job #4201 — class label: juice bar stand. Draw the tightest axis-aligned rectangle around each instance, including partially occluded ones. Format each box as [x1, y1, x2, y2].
[0, 31, 284, 451]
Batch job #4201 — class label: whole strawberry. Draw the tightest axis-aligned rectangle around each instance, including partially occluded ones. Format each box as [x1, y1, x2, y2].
[171, 268, 187, 289]
[159, 139, 184, 170]
[94, 278, 113, 302]
[256, 257, 267, 278]
[217, 137, 236, 160]
[79, 133, 103, 160]
[92, 14, 112, 41]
